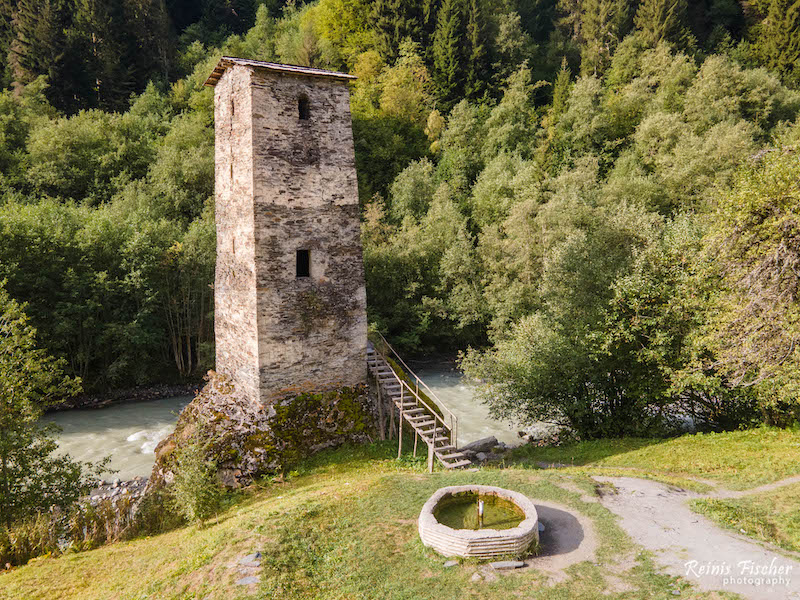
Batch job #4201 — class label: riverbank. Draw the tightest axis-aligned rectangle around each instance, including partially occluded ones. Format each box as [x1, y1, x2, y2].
[50, 382, 201, 411]
[89, 477, 149, 504]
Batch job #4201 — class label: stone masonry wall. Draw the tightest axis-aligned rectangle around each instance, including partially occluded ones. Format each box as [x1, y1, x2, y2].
[214, 65, 260, 403]
[214, 64, 367, 404]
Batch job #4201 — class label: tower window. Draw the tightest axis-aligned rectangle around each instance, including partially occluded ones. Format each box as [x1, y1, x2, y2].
[296, 249, 310, 277]
[298, 94, 310, 120]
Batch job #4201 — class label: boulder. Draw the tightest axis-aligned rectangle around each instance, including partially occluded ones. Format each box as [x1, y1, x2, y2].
[460, 436, 498, 454]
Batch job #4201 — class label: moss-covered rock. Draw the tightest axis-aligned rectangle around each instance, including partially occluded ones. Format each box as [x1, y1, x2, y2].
[150, 371, 375, 490]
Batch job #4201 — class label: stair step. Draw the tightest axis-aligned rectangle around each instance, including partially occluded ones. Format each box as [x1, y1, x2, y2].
[437, 452, 467, 460]
[434, 444, 456, 451]
[442, 459, 473, 469]
[403, 408, 426, 415]
[407, 414, 433, 422]
[410, 420, 435, 428]
[420, 427, 447, 436]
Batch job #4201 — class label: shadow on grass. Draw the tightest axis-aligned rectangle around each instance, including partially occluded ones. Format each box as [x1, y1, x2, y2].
[535, 504, 584, 557]
[507, 437, 665, 468]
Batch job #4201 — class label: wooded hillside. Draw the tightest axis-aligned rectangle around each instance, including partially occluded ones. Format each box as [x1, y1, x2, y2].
[1, 0, 799, 434]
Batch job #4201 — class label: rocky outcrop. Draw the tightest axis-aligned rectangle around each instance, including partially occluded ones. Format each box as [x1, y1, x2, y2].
[149, 371, 375, 490]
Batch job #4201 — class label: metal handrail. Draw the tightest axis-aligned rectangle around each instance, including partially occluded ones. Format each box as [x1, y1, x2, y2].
[371, 331, 459, 447]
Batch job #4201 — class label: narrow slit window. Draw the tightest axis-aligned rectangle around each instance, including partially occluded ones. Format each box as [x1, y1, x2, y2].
[298, 95, 310, 120]
[296, 249, 310, 277]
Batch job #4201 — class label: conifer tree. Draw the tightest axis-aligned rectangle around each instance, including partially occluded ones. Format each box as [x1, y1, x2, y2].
[634, 0, 693, 48]
[755, 0, 800, 86]
[464, 0, 488, 99]
[69, 0, 132, 110]
[122, 0, 174, 83]
[67, 0, 174, 111]
[7, 0, 69, 93]
[370, 0, 425, 62]
[580, 0, 633, 74]
[432, 0, 464, 111]
[165, 0, 204, 32]
[423, 0, 440, 38]
[0, 0, 15, 86]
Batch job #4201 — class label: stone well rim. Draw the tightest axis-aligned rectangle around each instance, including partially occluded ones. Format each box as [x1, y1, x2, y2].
[418, 484, 539, 539]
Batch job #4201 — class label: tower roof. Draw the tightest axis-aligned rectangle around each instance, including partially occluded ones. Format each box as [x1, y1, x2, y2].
[204, 57, 357, 87]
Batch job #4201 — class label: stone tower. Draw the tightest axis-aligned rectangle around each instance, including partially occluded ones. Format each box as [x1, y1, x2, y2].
[205, 58, 368, 404]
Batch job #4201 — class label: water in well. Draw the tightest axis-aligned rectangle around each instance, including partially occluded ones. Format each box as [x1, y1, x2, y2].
[433, 492, 525, 530]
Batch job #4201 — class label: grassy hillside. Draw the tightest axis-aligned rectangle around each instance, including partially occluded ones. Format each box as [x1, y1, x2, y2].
[5, 429, 800, 599]
[692, 484, 800, 554]
[509, 427, 800, 490]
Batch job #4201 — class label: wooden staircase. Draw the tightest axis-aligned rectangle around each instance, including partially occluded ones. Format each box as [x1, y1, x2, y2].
[367, 342, 472, 471]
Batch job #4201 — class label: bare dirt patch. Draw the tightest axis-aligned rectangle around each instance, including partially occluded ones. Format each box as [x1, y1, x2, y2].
[522, 500, 598, 583]
[594, 476, 800, 600]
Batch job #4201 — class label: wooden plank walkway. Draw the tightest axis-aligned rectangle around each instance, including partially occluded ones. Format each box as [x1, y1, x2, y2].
[367, 342, 471, 471]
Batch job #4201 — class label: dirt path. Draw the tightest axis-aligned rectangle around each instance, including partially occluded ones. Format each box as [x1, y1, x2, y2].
[711, 474, 800, 499]
[593, 476, 800, 599]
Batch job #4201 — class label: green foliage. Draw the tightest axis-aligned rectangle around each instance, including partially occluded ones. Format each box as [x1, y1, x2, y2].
[432, 0, 465, 112]
[363, 194, 485, 350]
[634, 0, 693, 50]
[481, 65, 540, 161]
[370, 0, 425, 63]
[24, 108, 161, 204]
[578, 0, 633, 75]
[754, 0, 800, 86]
[378, 40, 434, 127]
[0, 511, 60, 567]
[0, 199, 214, 390]
[0, 284, 107, 540]
[698, 147, 800, 418]
[464, 199, 693, 439]
[170, 428, 223, 523]
[312, 0, 375, 67]
[389, 158, 436, 221]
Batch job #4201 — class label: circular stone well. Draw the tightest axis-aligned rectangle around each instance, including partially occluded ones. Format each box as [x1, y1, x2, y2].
[418, 485, 539, 559]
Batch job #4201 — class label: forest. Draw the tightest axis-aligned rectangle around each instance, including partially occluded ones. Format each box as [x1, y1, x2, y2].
[1, 0, 800, 438]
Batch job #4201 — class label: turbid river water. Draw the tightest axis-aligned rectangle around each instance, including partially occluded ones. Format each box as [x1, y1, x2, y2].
[414, 368, 522, 448]
[45, 396, 193, 480]
[47, 369, 522, 479]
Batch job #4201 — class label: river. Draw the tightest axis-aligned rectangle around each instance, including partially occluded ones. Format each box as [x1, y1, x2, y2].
[47, 369, 522, 479]
[414, 368, 522, 448]
[46, 396, 193, 480]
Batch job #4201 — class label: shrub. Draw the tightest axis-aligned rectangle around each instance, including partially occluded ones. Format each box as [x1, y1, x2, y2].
[0, 512, 60, 567]
[169, 431, 223, 524]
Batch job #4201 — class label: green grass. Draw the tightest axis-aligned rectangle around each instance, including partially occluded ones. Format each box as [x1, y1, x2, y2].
[509, 427, 800, 490]
[0, 441, 724, 600]
[691, 483, 800, 553]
